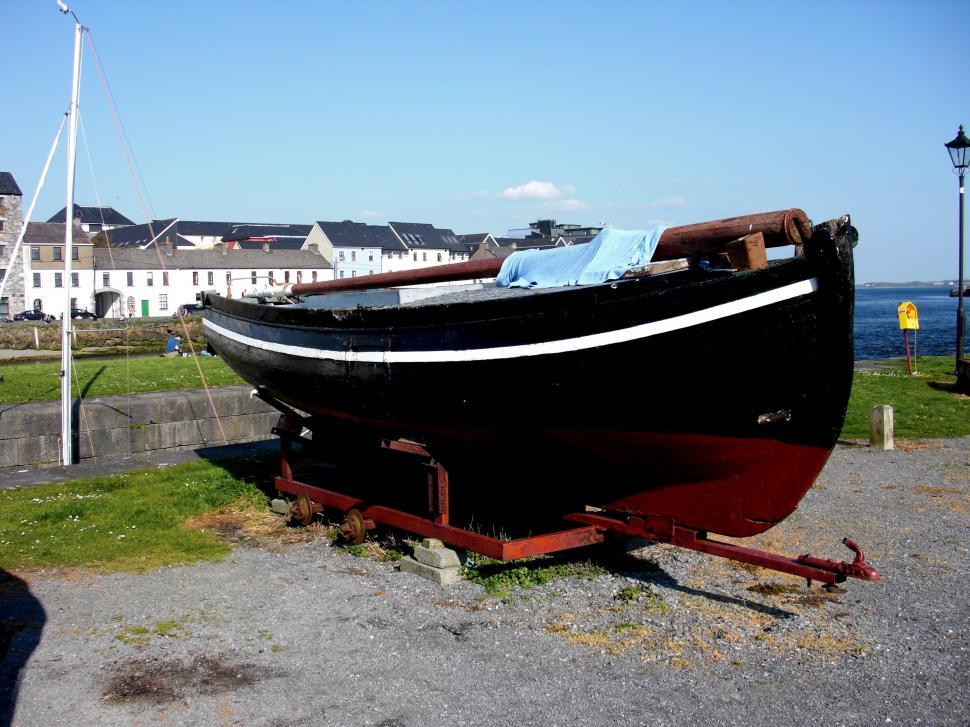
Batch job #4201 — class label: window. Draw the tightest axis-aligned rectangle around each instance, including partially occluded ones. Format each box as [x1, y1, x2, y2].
[31, 246, 40, 261]
[53, 246, 63, 261]
[422, 252, 427, 262]
[72, 246, 79, 261]
[351, 251, 357, 262]
[207, 271, 214, 285]
[251, 271, 257, 284]
[71, 272, 79, 287]
[70, 297, 77, 310]
[0, 244, 5, 256]
[159, 293, 168, 311]
[33, 273, 41, 287]
[368, 252, 374, 262]
[268, 271, 275, 284]
[226, 272, 231, 284]
[33, 298, 43, 311]
[284, 271, 290, 283]
[0, 296, 7, 316]
[192, 271, 199, 285]
[103, 272, 110, 287]
[146, 272, 153, 287]
[311, 271, 317, 282]
[54, 272, 63, 288]
[338, 251, 345, 261]
[126, 296, 134, 315]
[339, 270, 345, 279]
[0, 268, 4, 283]
[0, 221, 4, 232]
[413, 252, 418, 261]
[351, 270, 357, 278]
[296, 271, 302, 283]
[127, 271, 134, 286]
[163, 271, 169, 286]
[368, 270, 374, 275]
[437, 253, 442, 262]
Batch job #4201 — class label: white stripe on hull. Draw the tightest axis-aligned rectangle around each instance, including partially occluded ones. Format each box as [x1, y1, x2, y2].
[204, 278, 818, 364]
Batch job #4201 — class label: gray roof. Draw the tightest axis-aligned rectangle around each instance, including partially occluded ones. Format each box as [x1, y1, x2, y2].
[93, 248, 333, 271]
[316, 220, 407, 252]
[0, 172, 22, 196]
[47, 205, 135, 226]
[24, 222, 92, 245]
[390, 222, 467, 253]
[223, 224, 312, 242]
[98, 220, 191, 248]
[177, 221, 234, 236]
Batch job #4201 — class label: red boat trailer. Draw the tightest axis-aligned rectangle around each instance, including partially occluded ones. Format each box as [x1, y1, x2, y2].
[264, 393, 879, 587]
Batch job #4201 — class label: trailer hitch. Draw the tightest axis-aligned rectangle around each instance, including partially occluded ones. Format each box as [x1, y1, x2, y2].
[796, 537, 880, 585]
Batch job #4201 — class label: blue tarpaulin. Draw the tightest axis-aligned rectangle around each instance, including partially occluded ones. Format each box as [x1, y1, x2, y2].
[495, 226, 667, 289]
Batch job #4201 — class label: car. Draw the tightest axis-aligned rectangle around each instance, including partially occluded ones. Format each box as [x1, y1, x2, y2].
[71, 308, 97, 320]
[173, 303, 205, 319]
[13, 310, 52, 322]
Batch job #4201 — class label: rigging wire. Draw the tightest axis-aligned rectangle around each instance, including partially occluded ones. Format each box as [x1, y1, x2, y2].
[77, 108, 116, 272]
[0, 111, 69, 304]
[81, 28, 229, 445]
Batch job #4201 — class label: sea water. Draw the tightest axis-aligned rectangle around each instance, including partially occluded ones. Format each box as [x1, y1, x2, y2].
[854, 287, 963, 360]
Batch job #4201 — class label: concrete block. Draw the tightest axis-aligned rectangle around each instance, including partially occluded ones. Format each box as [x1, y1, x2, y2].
[869, 404, 894, 450]
[399, 556, 462, 586]
[422, 538, 445, 549]
[270, 498, 290, 515]
[413, 544, 462, 569]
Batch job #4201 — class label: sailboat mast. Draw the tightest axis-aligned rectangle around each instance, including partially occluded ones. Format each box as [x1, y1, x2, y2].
[61, 16, 83, 466]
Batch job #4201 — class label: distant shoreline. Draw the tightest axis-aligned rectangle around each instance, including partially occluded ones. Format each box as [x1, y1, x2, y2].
[856, 282, 957, 288]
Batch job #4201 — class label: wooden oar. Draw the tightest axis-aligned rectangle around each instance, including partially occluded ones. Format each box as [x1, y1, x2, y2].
[284, 208, 811, 297]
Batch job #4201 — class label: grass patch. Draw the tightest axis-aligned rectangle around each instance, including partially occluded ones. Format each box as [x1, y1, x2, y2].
[843, 356, 968, 439]
[0, 459, 270, 572]
[0, 355, 243, 404]
[462, 555, 607, 597]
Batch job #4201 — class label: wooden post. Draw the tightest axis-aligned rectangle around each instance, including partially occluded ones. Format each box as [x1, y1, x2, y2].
[34, 327, 40, 349]
[869, 405, 894, 450]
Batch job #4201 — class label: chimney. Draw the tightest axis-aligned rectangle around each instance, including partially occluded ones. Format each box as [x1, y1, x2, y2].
[163, 235, 175, 256]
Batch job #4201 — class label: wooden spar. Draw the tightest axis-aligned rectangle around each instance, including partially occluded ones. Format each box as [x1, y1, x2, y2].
[287, 208, 812, 297]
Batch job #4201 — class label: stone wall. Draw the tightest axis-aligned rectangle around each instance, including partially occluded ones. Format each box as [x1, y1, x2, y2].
[0, 189, 26, 315]
[0, 385, 279, 468]
[0, 316, 204, 351]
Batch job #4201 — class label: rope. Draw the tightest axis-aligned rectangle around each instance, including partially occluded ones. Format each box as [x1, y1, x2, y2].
[77, 109, 115, 272]
[71, 355, 96, 459]
[82, 29, 229, 445]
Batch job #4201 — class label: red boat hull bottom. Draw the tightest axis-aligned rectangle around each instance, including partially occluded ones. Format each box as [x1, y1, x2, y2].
[306, 412, 834, 540]
[544, 430, 832, 537]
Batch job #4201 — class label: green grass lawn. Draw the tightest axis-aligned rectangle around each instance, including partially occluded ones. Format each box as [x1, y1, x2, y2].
[841, 356, 969, 440]
[0, 459, 269, 572]
[0, 355, 243, 405]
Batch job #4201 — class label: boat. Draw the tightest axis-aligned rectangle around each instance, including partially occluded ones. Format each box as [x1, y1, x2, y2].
[202, 209, 879, 585]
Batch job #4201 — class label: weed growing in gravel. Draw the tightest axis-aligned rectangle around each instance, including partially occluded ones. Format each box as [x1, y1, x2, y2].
[0, 459, 271, 572]
[614, 585, 646, 603]
[462, 555, 607, 597]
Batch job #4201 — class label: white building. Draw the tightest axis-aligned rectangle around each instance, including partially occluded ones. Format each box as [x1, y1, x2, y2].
[91, 244, 333, 318]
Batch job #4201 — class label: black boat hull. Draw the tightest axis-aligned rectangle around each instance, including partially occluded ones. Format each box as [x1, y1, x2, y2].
[203, 221, 854, 538]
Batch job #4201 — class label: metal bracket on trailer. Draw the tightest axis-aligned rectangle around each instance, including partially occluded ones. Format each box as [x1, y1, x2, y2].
[565, 512, 880, 585]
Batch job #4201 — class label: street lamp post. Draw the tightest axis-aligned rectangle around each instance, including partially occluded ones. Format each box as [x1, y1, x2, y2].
[945, 125, 970, 374]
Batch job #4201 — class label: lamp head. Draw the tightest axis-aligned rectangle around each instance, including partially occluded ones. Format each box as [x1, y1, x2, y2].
[945, 125, 970, 171]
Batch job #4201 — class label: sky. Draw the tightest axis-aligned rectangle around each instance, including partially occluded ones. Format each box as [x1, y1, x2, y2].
[1, 0, 967, 283]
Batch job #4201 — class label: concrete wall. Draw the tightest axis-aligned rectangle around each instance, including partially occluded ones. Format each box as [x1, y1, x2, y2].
[0, 385, 279, 469]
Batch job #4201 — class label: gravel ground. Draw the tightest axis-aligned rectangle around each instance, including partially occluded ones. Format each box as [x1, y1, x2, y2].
[2, 437, 968, 726]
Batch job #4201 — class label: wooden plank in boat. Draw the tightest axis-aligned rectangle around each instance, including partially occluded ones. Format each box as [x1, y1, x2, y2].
[621, 258, 690, 279]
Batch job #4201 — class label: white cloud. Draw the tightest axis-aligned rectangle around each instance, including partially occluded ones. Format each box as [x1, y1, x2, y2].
[360, 210, 385, 219]
[499, 180, 569, 200]
[647, 196, 687, 209]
